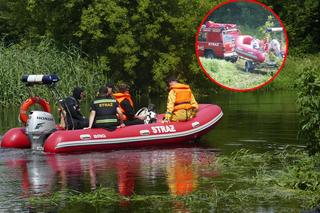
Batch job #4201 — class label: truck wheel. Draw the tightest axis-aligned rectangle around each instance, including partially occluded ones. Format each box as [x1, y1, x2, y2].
[204, 51, 215, 59]
[245, 61, 254, 72]
[250, 61, 255, 71]
[230, 57, 238, 63]
[245, 61, 250, 72]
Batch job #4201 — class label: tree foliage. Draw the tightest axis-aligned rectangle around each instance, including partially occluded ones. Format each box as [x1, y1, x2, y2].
[0, 0, 319, 95]
[261, 0, 320, 54]
[0, 0, 221, 94]
[208, 1, 276, 29]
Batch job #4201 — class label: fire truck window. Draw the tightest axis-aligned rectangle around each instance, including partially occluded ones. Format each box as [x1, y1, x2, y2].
[199, 32, 207, 41]
[223, 34, 234, 43]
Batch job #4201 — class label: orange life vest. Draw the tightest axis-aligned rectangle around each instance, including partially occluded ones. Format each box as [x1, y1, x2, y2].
[113, 92, 134, 120]
[170, 83, 193, 111]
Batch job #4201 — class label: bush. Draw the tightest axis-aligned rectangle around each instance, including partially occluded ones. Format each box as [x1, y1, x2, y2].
[296, 55, 320, 154]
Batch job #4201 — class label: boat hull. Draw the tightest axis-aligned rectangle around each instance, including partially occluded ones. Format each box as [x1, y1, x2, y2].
[235, 35, 266, 63]
[44, 104, 222, 153]
[1, 104, 223, 153]
[0, 127, 31, 148]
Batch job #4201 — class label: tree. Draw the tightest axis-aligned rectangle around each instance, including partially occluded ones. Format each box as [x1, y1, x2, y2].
[77, 0, 220, 93]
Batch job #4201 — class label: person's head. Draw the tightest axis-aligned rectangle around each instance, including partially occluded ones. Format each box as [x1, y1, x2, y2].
[97, 86, 108, 98]
[166, 76, 178, 87]
[72, 87, 85, 101]
[106, 83, 114, 96]
[117, 83, 130, 93]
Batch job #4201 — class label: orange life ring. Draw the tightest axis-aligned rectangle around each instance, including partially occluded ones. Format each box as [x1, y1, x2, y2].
[19, 97, 51, 125]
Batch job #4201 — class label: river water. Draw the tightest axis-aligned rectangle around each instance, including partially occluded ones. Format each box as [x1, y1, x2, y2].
[0, 91, 300, 212]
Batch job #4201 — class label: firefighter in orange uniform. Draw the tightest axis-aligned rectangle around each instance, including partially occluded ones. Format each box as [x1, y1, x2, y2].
[163, 76, 198, 122]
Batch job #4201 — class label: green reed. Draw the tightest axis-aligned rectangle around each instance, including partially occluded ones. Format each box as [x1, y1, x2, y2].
[0, 40, 108, 107]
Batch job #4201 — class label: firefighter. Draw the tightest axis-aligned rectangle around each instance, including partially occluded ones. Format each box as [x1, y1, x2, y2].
[87, 86, 124, 131]
[113, 83, 145, 126]
[163, 76, 198, 122]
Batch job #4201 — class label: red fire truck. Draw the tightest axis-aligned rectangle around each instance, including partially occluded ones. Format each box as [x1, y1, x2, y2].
[197, 21, 239, 62]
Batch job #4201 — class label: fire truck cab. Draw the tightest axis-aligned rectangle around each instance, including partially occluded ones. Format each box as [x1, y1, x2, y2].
[197, 21, 239, 62]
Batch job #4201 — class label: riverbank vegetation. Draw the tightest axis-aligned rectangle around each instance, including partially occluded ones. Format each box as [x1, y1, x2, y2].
[0, 0, 318, 101]
[0, 41, 106, 106]
[0, 0, 219, 101]
[296, 55, 320, 154]
[0, 41, 312, 107]
[29, 149, 320, 212]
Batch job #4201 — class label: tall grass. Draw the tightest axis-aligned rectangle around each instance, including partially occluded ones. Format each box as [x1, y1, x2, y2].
[200, 57, 272, 90]
[0, 40, 108, 107]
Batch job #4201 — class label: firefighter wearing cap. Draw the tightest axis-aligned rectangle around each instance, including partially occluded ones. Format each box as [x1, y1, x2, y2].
[61, 87, 88, 129]
[163, 77, 198, 122]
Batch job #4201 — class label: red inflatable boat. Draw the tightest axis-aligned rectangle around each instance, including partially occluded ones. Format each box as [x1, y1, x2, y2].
[235, 35, 266, 63]
[1, 104, 223, 153]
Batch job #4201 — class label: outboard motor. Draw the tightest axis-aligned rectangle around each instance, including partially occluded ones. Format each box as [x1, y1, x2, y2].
[26, 111, 56, 151]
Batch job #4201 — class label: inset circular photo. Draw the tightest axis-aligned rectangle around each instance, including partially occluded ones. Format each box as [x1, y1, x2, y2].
[196, 0, 288, 91]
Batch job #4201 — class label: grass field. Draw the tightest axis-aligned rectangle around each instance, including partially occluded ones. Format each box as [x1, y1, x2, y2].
[199, 57, 277, 90]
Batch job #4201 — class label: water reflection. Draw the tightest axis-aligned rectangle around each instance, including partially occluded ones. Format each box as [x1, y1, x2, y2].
[167, 151, 198, 196]
[0, 146, 219, 211]
[202, 91, 300, 152]
[0, 91, 301, 211]
[5, 153, 55, 196]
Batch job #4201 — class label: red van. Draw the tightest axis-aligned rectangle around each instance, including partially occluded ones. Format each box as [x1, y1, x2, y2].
[197, 21, 239, 62]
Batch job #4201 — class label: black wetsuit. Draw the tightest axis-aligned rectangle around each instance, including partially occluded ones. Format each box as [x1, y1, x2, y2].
[63, 96, 88, 130]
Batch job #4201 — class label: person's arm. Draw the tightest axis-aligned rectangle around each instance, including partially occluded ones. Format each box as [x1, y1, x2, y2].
[65, 98, 84, 120]
[190, 93, 198, 110]
[121, 99, 135, 119]
[116, 107, 125, 128]
[87, 110, 96, 129]
[164, 90, 176, 122]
